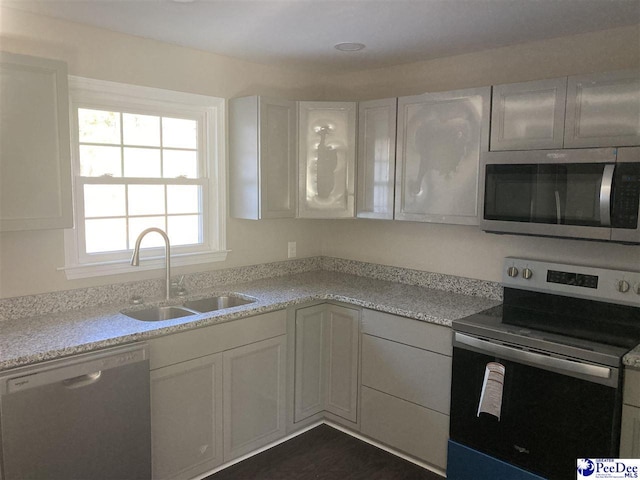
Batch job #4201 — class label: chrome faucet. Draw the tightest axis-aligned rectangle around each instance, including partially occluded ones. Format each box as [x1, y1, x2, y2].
[130, 228, 172, 301]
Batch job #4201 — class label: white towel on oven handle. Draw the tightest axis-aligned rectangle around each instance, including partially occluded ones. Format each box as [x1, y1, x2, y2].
[477, 361, 506, 420]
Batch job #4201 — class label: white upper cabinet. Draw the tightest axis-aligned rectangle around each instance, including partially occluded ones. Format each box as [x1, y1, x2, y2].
[0, 51, 72, 231]
[356, 98, 397, 220]
[298, 101, 356, 218]
[395, 87, 490, 225]
[564, 69, 640, 148]
[491, 77, 567, 151]
[229, 96, 297, 219]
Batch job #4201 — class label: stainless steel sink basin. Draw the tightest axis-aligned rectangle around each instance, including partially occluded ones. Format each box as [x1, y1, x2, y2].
[123, 306, 196, 322]
[122, 294, 256, 321]
[183, 295, 255, 313]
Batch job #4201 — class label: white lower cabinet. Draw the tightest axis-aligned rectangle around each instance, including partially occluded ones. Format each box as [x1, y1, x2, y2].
[151, 354, 224, 480]
[621, 367, 640, 457]
[360, 309, 452, 469]
[293, 303, 360, 426]
[223, 335, 287, 461]
[148, 311, 287, 480]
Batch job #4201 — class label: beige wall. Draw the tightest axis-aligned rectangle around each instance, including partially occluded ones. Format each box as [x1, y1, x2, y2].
[0, 7, 327, 297]
[319, 25, 640, 282]
[0, 7, 638, 296]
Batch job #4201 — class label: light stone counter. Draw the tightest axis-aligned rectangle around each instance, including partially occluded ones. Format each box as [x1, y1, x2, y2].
[624, 346, 640, 368]
[0, 270, 500, 372]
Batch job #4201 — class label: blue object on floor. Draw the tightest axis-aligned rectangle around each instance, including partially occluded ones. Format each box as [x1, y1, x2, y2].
[446, 441, 547, 480]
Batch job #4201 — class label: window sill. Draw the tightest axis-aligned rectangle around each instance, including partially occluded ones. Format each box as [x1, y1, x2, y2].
[60, 250, 229, 280]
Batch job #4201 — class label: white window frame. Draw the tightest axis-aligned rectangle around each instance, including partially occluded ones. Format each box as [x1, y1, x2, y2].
[62, 76, 227, 280]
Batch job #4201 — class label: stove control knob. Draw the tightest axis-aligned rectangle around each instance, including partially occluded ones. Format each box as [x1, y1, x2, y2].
[635, 283, 640, 295]
[522, 268, 533, 280]
[507, 266, 519, 278]
[618, 280, 631, 293]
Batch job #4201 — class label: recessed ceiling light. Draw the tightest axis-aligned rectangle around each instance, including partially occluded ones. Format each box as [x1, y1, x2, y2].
[334, 42, 366, 52]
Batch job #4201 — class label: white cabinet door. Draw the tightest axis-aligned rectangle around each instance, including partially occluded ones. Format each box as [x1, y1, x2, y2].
[0, 51, 72, 231]
[229, 96, 297, 219]
[298, 101, 356, 218]
[223, 335, 287, 461]
[620, 404, 640, 458]
[565, 69, 640, 148]
[324, 304, 359, 422]
[395, 87, 490, 225]
[293, 303, 360, 424]
[491, 77, 567, 151]
[356, 98, 397, 219]
[150, 354, 223, 480]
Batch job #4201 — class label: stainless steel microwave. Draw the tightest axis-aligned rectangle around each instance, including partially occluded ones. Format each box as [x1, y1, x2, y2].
[479, 147, 640, 244]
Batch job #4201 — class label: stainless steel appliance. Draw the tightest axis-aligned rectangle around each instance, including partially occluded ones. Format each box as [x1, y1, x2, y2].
[0, 343, 151, 480]
[448, 258, 640, 480]
[480, 147, 640, 244]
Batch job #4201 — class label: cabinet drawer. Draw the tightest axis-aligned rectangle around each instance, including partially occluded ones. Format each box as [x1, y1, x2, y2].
[362, 334, 451, 415]
[149, 310, 286, 370]
[361, 386, 449, 469]
[361, 309, 452, 356]
[624, 368, 640, 407]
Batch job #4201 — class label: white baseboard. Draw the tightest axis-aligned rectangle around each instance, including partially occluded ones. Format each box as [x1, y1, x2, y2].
[192, 420, 446, 479]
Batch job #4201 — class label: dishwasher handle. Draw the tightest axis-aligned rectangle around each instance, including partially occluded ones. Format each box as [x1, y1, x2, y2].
[63, 371, 102, 389]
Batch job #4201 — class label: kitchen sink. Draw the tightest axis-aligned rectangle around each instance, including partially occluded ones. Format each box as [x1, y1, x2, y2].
[183, 295, 255, 313]
[122, 294, 256, 321]
[123, 306, 196, 322]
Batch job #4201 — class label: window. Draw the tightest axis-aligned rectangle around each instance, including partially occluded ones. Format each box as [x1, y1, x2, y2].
[63, 77, 226, 279]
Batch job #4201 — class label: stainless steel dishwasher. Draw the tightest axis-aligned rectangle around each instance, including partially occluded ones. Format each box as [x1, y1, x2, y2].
[0, 343, 151, 480]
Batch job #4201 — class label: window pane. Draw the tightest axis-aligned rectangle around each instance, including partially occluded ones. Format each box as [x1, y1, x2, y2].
[79, 145, 122, 177]
[123, 113, 160, 147]
[124, 147, 161, 177]
[85, 218, 126, 253]
[84, 184, 126, 217]
[168, 215, 201, 245]
[128, 217, 166, 248]
[78, 109, 120, 144]
[163, 150, 198, 178]
[167, 185, 200, 214]
[128, 185, 165, 216]
[163, 117, 197, 149]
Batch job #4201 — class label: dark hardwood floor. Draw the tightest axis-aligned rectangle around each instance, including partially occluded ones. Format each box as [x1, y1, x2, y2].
[206, 424, 445, 480]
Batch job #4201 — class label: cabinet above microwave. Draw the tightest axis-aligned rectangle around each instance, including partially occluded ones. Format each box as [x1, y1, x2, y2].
[480, 147, 640, 244]
[490, 69, 640, 151]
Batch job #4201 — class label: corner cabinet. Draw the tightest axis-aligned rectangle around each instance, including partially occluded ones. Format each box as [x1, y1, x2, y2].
[0, 51, 73, 231]
[292, 303, 360, 427]
[229, 96, 297, 219]
[298, 101, 356, 218]
[395, 87, 490, 225]
[148, 311, 287, 480]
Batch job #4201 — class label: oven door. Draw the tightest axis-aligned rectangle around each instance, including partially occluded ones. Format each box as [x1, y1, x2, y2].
[480, 148, 617, 241]
[449, 333, 621, 480]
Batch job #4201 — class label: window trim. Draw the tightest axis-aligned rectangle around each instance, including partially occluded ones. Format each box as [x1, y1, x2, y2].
[62, 76, 227, 280]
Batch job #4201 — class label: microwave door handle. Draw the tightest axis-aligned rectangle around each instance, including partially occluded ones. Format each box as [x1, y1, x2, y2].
[554, 190, 561, 224]
[600, 164, 615, 227]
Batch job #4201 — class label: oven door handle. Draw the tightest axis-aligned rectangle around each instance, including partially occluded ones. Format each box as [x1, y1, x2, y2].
[454, 333, 614, 383]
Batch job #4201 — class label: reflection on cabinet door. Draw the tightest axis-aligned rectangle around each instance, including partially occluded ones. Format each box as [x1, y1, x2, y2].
[229, 96, 297, 219]
[491, 77, 567, 151]
[356, 98, 397, 219]
[223, 335, 287, 461]
[395, 87, 490, 225]
[565, 69, 640, 148]
[298, 101, 356, 218]
[0, 52, 72, 231]
[151, 353, 223, 480]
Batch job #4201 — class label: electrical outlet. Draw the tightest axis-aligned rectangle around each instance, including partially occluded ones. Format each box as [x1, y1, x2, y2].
[287, 241, 297, 258]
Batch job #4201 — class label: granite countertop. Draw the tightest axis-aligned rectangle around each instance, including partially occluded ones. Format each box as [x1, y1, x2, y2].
[0, 270, 501, 372]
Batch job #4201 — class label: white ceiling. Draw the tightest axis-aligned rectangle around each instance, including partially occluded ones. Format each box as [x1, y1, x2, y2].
[3, 0, 640, 72]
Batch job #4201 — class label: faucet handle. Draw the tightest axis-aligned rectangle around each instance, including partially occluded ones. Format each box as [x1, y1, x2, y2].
[171, 275, 187, 296]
